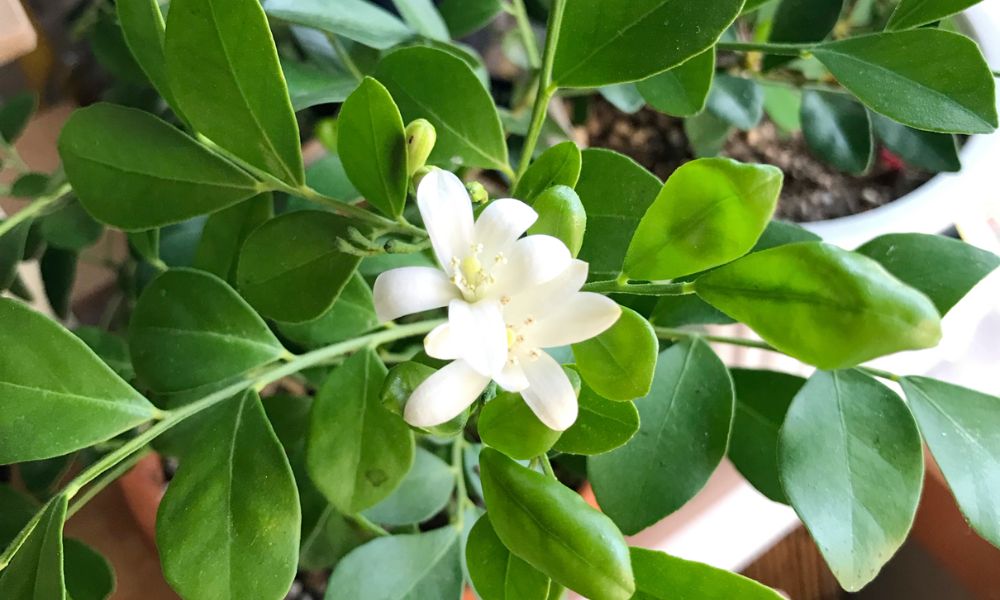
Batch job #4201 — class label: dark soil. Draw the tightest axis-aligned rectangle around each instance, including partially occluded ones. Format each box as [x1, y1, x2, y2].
[285, 571, 328, 600]
[584, 98, 934, 222]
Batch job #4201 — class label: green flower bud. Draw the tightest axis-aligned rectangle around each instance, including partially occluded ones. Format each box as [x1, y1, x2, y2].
[528, 185, 587, 257]
[466, 181, 489, 205]
[405, 119, 437, 176]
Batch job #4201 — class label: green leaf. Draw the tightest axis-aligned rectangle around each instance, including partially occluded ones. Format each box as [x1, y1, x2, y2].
[307, 349, 414, 514]
[362, 447, 455, 526]
[480, 391, 562, 461]
[552, 0, 743, 88]
[64, 539, 115, 600]
[800, 90, 874, 174]
[706, 75, 765, 131]
[636, 48, 715, 118]
[40, 247, 76, 320]
[277, 273, 378, 349]
[0, 219, 30, 291]
[527, 186, 587, 258]
[467, 514, 550, 600]
[900, 377, 1000, 548]
[0, 299, 155, 463]
[0, 92, 35, 142]
[695, 242, 943, 369]
[129, 269, 284, 394]
[380, 361, 470, 438]
[10, 172, 49, 197]
[0, 485, 35, 550]
[338, 78, 409, 218]
[282, 59, 358, 111]
[572, 307, 657, 402]
[479, 448, 634, 600]
[888, 0, 983, 30]
[58, 103, 260, 231]
[324, 528, 463, 599]
[0, 496, 67, 599]
[265, 0, 413, 50]
[684, 110, 732, 158]
[600, 84, 646, 114]
[165, 0, 304, 185]
[73, 327, 134, 381]
[394, 0, 450, 41]
[728, 369, 805, 504]
[575, 149, 661, 280]
[439, 0, 503, 37]
[780, 370, 923, 591]
[117, 0, 182, 115]
[764, 0, 844, 70]
[870, 112, 960, 172]
[624, 158, 782, 280]
[513, 141, 582, 204]
[763, 85, 803, 132]
[306, 154, 361, 202]
[812, 30, 998, 134]
[553, 377, 639, 456]
[194, 193, 273, 282]
[856, 233, 998, 315]
[589, 340, 734, 535]
[128, 229, 160, 265]
[629, 547, 785, 599]
[38, 199, 103, 251]
[157, 390, 300, 600]
[237, 210, 363, 323]
[375, 46, 509, 171]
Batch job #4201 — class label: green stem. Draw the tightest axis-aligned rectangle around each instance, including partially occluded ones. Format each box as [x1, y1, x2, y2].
[350, 513, 391, 537]
[858, 366, 902, 383]
[66, 449, 151, 519]
[717, 41, 814, 57]
[0, 183, 72, 238]
[451, 437, 469, 530]
[583, 279, 697, 296]
[538, 454, 556, 479]
[327, 33, 364, 82]
[514, 0, 567, 183]
[510, 0, 542, 69]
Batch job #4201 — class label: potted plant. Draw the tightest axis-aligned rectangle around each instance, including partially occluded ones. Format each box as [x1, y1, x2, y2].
[2, 0, 1000, 599]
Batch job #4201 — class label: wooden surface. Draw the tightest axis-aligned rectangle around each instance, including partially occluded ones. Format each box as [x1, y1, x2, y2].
[742, 527, 843, 600]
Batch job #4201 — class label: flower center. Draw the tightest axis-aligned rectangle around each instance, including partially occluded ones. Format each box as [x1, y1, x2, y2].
[505, 317, 539, 366]
[449, 244, 507, 301]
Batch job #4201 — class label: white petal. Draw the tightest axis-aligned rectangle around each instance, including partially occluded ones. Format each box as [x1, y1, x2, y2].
[404, 360, 490, 428]
[424, 323, 462, 360]
[373, 267, 460, 322]
[447, 299, 508, 376]
[489, 235, 572, 299]
[417, 170, 475, 272]
[473, 198, 537, 258]
[520, 351, 578, 431]
[504, 259, 589, 324]
[494, 361, 529, 392]
[528, 293, 622, 348]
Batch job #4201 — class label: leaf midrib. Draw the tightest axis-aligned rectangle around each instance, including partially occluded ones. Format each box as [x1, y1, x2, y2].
[0, 380, 151, 417]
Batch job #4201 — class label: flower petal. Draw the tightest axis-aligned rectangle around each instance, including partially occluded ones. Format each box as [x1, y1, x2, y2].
[448, 299, 508, 376]
[504, 259, 589, 324]
[473, 198, 537, 258]
[373, 267, 460, 322]
[527, 293, 622, 348]
[417, 169, 475, 272]
[520, 351, 578, 431]
[404, 360, 489, 428]
[494, 361, 529, 392]
[424, 323, 462, 360]
[489, 235, 572, 299]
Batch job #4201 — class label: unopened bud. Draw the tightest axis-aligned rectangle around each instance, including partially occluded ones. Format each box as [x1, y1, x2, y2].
[405, 119, 436, 176]
[466, 181, 489, 205]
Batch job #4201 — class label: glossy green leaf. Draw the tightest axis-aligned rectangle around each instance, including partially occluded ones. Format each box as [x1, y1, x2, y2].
[165, 0, 304, 185]
[513, 141, 582, 204]
[684, 110, 732, 158]
[439, 0, 503, 36]
[572, 307, 657, 402]
[324, 528, 462, 599]
[728, 369, 805, 504]
[629, 547, 784, 599]
[282, 60, 358, 111]
[363, 447, 454, 526]
[237, 210, 362, 323]
[394, 0, 450, 41]
[157, 390, 299, 600]
[901, 377, 1000, 548]
[527, 186, 587, 258]
[10, 173, 49, 197]
[278, 273, 378, 349]
[552, 0, 743, 88]
[58, 103, 260, 230]
[38, 199, 103, 251]
[129, 269, 284, 394]
[40, 247, 76, 320]
[265, 0, 413, 50]
[636, 48, 715, 118]
[780, 370, 923, 591]
[624, 158, 782, 280]
[0, 485, 35, 547]
[0, 219, 30, 291]
[375, 46, 508, 171]
[0, 496, 67, 599]
[73, 327, 134, 381]
[338, 78, 408, 218]
[0, 92, 35, 142]
[695, 242, 943, 369]
[306, 154, 361, 203]
[194, 193, 273, 282]
[117, 0, 181, 114]
[553, 378, 639, 456]
[871, 112, 960, 172]
[764, 85, 803, 132]
[801, 90, 874, 174]
[600, 84, 646, 114]
[479, 448, 634, 600]
[467, 514, 550, 600]
[64, 539, 115, 600]
[706, 75, 764, 131]
[307, 349, 414, 514]
[812, 30, 998, 134]
[480, 391, 562, 461]
[0, 298, 155, 463]
[575, 149, 661, 280]
[589, 340, 734, 535]
[856, 233, 998, 315]
[888, 0, 983, 30]
[764, 0, 844, 70]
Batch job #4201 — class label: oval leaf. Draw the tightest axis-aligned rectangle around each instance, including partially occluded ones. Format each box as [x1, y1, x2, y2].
[888, 0, 982, 30]
[801, 90, 874, 174]
[629, 547, 785, 599]
[117, 0, 181, 115]
[552, 377, 639, 456]
[513, 141, 582, 204]
[467, 514, 550, 600]
[572, 306, 657, 402]
[193, 193, 273, 283]
[706, 75, 765, 131]
[636, 48, 715, 118]
[479, 391, 562, 461]
[277, 272, 378, 349]
[362, 447, 455, 527]
[264, 0, 413, 50]
[527, 186, 587, 258]
[64, 539, 115, 600]
[0, 496, 67, 600]
[870, 112, 960, 173]
[764, 0, 844, 70]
